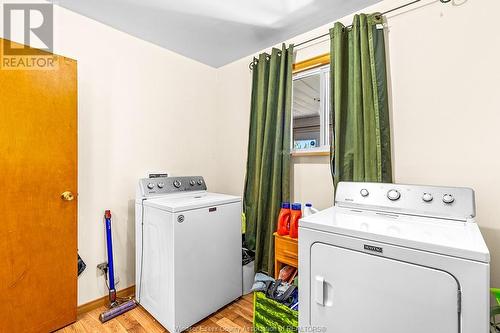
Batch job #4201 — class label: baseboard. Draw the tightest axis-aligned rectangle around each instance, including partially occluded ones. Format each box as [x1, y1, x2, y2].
[77, 285, 136, 316]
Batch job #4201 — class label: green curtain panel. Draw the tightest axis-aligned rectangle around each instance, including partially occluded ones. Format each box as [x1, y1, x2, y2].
[243, 44, 294, 274]
[330, 13, 393, 188]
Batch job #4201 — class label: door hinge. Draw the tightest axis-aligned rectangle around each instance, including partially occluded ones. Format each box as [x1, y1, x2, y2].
[457, 290, 462, 313]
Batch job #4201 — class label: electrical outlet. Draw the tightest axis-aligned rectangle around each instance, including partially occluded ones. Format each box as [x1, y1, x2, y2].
[97, 262, 108, 276]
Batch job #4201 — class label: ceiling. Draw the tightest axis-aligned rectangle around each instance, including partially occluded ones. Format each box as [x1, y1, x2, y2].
[49, 0, 379, 67]
[293, 75, 320, 118]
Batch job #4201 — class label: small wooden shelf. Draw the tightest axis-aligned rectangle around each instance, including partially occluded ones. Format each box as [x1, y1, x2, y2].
[274, 232, 298, 279]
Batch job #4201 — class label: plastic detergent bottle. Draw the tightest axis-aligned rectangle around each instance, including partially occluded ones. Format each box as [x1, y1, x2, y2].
[303, 203, 319, 217]
[289, 203, 302, 239]
[277, 202, 291, 236]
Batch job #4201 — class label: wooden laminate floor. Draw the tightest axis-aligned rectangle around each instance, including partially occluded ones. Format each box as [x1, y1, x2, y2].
[58, 293, 254, 333]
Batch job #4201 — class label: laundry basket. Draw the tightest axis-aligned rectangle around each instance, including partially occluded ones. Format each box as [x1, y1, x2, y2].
[253, 291, 298, 333]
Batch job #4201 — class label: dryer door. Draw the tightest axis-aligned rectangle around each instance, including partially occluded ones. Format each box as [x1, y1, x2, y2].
[310, 243, 460, 333]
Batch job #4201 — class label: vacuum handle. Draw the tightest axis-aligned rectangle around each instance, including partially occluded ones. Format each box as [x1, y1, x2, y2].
[105, 210, 115, 292]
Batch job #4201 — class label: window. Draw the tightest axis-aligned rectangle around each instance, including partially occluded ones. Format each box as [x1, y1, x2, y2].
[292, 64, 330, 154]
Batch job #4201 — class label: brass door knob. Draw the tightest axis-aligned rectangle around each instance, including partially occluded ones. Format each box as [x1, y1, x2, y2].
[61, 191, 75, 201]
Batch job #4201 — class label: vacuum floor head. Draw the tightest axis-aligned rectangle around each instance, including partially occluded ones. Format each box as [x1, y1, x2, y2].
[99, 300, 137, 323]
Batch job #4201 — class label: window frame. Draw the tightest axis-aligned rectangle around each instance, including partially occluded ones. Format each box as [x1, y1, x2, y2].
[291, 60, 331, 156]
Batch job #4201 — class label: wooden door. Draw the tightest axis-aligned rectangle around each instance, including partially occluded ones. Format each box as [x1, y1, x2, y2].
[0, 39, 78, 332]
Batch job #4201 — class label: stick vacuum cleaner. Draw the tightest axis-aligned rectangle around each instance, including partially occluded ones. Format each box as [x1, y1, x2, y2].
[99, 210, 137, 323]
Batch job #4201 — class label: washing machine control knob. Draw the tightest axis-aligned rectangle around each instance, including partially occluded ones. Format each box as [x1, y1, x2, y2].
[173, 180, 182, 188]
[157, 182, 164, 188]
[443, 194, 455, 204]
[147, 183, 155, 189]
[197, 179, 203, 185]
[387, 189, 401, 201]
[360, 189, 369, 197]
[189, 180, 196, 186]
[422, 192, 433, 202]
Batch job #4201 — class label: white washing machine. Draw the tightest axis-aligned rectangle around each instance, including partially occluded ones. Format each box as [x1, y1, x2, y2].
[136, 176, 242, 332]
[299, 182, 490, 333]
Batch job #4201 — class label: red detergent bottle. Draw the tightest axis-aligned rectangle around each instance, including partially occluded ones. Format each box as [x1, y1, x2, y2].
[289, 203, 302, 239]
[277, 202, 291, 236]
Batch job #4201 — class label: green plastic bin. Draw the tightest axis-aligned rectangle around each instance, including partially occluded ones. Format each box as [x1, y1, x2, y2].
[253, 291, 298, 333]
[491, 289, 500, 332]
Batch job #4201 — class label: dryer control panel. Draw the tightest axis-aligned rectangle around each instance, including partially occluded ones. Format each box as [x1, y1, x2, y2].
[335, 181, 475, 221]
[139, 176, 207, 196]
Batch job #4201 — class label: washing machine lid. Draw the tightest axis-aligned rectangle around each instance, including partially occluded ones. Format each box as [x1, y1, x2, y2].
[144, 192, 241, 213]
[300, 207, 490, 263]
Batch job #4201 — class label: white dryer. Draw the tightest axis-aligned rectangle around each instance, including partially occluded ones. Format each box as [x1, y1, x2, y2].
[299, 182, 490, 333]
[136, 176, 242, 332]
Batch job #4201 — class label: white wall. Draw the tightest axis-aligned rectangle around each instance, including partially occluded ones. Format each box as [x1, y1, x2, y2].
[1, 2, 219, 305]
[214, 0, 500, 288]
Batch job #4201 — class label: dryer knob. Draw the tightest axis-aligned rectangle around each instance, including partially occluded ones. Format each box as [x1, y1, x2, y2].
[422, 192, 433, 202]
[147, 183, 155, 189]
[197, 179, 203, 185]
[157, 182, 165, 188]
[443, 194, 455, 204]
[387, 189, 401, 201]
[173, 180, 182, 188]
[360, 189, 369, 197]
[189, 180, 196, 186]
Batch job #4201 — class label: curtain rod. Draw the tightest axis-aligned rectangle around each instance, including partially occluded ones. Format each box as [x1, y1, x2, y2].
[249, 0, 450, 70]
